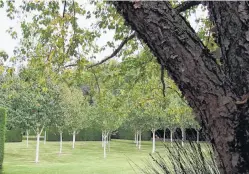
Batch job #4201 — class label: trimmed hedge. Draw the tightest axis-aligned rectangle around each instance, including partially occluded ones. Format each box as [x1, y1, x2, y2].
[5, 129, 22, 142]
[47, 127, 102, 141]
[116, 127, 151, 141]
[45, 127, 151, 141]
[0, 108, 6, 169]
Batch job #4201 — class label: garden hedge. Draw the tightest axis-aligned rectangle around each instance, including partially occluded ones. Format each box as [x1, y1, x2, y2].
[0, 107, 6, 169]
[116, 127, 151, 141]
[47, 127, 102, 141]
[5, 129, 22, 142]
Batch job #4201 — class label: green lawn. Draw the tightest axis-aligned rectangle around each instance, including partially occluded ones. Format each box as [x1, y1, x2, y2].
[2, 139, 167, 174]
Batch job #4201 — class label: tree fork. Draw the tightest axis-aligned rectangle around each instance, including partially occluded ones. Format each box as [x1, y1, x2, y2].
[114, 1, 248, 173]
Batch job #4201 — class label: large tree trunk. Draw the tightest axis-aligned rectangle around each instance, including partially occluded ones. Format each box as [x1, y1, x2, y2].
[114, 2, 249, 173]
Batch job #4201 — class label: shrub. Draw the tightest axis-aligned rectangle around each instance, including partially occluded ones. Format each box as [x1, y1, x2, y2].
[0, 107, 6, 169]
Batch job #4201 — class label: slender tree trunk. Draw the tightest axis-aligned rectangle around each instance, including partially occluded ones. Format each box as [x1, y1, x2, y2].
[103, 131, 107, 158]
[114, 2, 249, 173]
[44, 130, 46, 145]
[136, 131, 139, 147]
[170, 129, 173, 147]
[196, 130, 200, 144]
[102, 132, 104, 147]
[59, 132, 63, 154]
[106, 133, 109, 145]
[163, 128, 166, 142]
[35, 133, 40, 163]
[72, 131, 76, 149]
[181, 127, 185, 147]
[134, 130, 137, 144]
[108, 133, 110, 152]
[26, 129, 29, 148]
[138, 130, 141, 150]
[152, 129, 156, 153]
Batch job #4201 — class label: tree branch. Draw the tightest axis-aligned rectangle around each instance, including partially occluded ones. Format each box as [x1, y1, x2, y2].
[64, 32, 136, 69]
[87, 32, 136, 68]
[63, 0, 67, 17]
[64, 63, 77, 68]
[175, 1, 201, 13]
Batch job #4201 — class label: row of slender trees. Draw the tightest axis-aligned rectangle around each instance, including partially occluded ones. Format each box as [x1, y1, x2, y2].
[0, 50, 200, 162]
[0, 0, 200, 163]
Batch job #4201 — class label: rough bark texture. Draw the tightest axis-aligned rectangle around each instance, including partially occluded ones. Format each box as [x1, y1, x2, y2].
[114, 1, 249, 173]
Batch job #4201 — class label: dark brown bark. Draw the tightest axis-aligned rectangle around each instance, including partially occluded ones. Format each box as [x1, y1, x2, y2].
[114, 1, 249, 174]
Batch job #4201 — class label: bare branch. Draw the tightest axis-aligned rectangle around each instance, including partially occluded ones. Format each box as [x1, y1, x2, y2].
[64, 32, 136, 69]
[175, 1, 201, 13]
[87, 32, 136, 68]
[63, 0, 67, 17]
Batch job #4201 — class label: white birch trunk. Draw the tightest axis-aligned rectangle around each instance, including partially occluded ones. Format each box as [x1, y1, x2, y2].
[35, 133, 40, 163]
[106, 132, 109, 144]
[170, 129, 173, 147]
[103, 132, 107, 158]
[138, 130, 141, 150]
[181, 127, 185, 147]
[134, 131, 137, 144]
[136, 131, 139, 147]
[59, 132, 63, 154]
[44, 130, 46, 145]
[108, 133, 110, 152]
[163, 128, 166, 142]
[152, 129, 156, 153]
[102, 132, 104, 147]
[26, 129, 29, 148]
[72, 131, 76, 149]
[197, 130, 200, 143]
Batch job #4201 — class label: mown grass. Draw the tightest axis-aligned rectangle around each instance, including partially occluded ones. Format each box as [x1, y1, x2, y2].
[2, 139, 216, 174]
[2, 139, 171, 174]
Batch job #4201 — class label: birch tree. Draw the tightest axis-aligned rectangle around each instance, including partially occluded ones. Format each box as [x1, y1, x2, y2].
[59, 84, 90, 149]
[92, 90, 125, 158]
